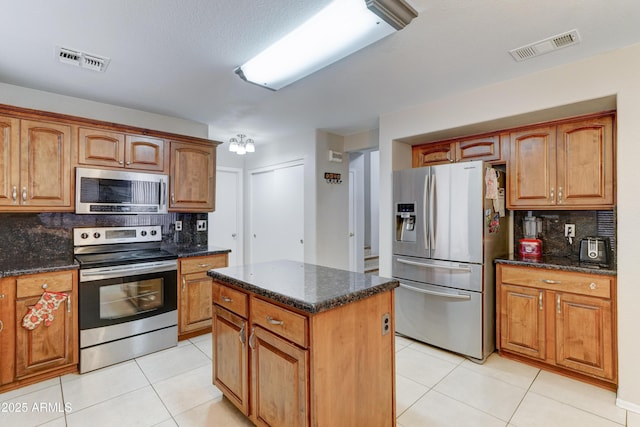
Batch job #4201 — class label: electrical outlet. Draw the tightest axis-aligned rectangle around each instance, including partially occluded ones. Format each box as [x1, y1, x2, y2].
[175, 220, 182, 231]
[564, 223, 575, 237]
[197, 220, 207, 231]
[381, 313, 390, 336]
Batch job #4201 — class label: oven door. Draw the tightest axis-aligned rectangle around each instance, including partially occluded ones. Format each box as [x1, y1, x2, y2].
[79, 260, 177, 331]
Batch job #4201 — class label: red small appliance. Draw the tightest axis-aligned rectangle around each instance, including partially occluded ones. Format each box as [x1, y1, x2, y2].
[519, 215, 542, 259]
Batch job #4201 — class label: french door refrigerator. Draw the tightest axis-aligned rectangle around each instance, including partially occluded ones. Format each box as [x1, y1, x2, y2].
[392, 160, 507, 361]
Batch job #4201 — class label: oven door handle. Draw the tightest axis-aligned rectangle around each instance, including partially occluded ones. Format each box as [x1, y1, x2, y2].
[80, 261, 177, 281]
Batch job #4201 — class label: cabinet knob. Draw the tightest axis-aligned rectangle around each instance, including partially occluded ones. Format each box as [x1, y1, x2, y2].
[42, 283, 48, 289]
[590, 282, 597, 290]
[0, 293, 4, 299]
[119, 161, 124, 165]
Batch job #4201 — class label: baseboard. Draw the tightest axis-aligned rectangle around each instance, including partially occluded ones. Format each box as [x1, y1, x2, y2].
[616, 397, 640, 414]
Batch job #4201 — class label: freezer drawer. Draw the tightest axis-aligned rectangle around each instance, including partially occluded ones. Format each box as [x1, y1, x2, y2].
[392, 254, 483, 292]
[394, 278, 484, 360]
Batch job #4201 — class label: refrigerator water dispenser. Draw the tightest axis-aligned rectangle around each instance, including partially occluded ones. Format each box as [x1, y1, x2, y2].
[396, 203, 416, 242]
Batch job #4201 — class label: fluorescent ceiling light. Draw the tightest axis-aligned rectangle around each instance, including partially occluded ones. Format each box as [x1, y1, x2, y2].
[235, 0, 417, 91]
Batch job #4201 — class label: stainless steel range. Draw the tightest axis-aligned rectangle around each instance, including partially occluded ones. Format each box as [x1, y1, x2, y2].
[74, 225, 178, 373]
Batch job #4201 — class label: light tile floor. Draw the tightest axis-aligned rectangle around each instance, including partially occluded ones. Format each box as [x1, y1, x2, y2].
[0, 333, 632, 426]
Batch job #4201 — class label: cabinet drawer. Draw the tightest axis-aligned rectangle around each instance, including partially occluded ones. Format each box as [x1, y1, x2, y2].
[181, 254, 227, 275]
[500, 266, 611, 298]
[251, 297, 308, 348]
[213, 283, 248, 318]
[16, 271, 74, 298]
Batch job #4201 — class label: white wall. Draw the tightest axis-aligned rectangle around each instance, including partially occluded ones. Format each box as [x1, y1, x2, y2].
[1, 82, 208, 137]
[378, 42, 640, 411]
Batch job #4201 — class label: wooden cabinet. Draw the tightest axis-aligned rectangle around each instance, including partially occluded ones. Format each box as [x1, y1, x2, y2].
[0, 269, 79, 392]
[412, 134, 504, 167]
[0, 117, 72, 211]
[508, 114, 614, 209]
[178, 253, 228, 339]
[78, 127, 165, 172]
[212, 281, 395, 427]
[497, 264, 617, 388]
[169, 141, 216, 212]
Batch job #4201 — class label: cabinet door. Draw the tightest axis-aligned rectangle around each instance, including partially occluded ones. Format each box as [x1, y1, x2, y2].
[412, 142, 455, 167]
[213, 306, 248, 415]
[250, 326, 308, 427]
[125, 135, 165, 171]
[555, 292, 615, 380]
[0, 115, 20, 207]
[15, 292, 76, 378]
[0, 279, 16, 386]
[20, 120, 72, 208]
[499, 284, 546, 360]
[170, 141, 215, 211]
[508, 126, 556, 208]
[179, 271, 212, 334]
[556, 116, 614, 207]
[456, 135, 501, 163]
[77, 127, 125, 168]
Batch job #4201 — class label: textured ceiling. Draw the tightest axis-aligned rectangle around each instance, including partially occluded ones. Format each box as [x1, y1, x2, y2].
[1, 0, 640, 145]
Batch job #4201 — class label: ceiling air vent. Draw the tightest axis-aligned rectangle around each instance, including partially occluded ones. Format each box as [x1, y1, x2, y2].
[56, 46, 110, 72]
[509, 29, 581, 62]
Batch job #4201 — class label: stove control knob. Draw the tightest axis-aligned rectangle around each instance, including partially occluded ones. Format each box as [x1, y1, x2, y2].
[93, 232, 101, 239]
[81, 232, 89, 239]
[141, 230, 147, 237]
[150, 230, 157, 236]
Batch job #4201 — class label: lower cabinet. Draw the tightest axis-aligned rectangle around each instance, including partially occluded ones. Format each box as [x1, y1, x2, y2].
[0, 269, 78, 392]
[177, 253, 228, 339]
[497, 264, 617, 388]
[212, 281, 395, 427]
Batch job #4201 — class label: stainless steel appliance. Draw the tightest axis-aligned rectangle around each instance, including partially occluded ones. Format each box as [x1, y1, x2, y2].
[579, 236, 610, 266]
[392, 161, 508, 361]
[75, 167, 169, 214]
[74, 226, 178, 373]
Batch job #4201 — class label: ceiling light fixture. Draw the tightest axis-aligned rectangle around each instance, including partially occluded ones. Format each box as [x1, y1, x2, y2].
[235, 0, 417, 91]
[228, 134, 255, 155]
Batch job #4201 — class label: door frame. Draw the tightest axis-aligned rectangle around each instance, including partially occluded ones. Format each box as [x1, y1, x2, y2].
[209, 166, 243, 266]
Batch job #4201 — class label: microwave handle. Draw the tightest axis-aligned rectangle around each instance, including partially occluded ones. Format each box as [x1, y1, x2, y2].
[161, 180, 167, 209]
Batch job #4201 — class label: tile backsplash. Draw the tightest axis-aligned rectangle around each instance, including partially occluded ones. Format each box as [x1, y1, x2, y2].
[513, 209, 616, 264]
[0, 212, 209, 264]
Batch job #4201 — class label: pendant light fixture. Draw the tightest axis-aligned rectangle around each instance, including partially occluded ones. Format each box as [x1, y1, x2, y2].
[228, 134, 255, 155]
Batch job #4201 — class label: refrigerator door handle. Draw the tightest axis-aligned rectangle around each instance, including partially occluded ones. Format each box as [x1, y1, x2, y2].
[399, 282, 471, 300]
[423, 173, 429, 251]
[396, 258, 472, 272]
[429, 171, 436, 251]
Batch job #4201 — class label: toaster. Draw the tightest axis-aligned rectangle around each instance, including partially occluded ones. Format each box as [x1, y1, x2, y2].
[579, 237, 610, 265]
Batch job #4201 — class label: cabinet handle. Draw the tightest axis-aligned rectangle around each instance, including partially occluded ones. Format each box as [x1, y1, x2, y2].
[171, 193, 175, 204]
[558, 187, 563, 204]
[541, 279, 561, 285]
[266, 316, 284, 326]
[539, 291, 543, 310]
[12, 186, 17, 202]
[556, 294, 561, 313]
[181, 277, 186, 292]
[0, 293, 4, 299]
[119, 161, 124, 165]
[0, 320, 3, 333]
[67, 295, 71, 313]
[198, 263, 211, 268]
[249, 327, 256, 350]
[126, 161, 131, 165]
[239, 323, 246, 345]
[221, 295, 233, 303]
[550, 187, 554, 203]
[22, 187, 27, 202]
[42, 283, 48, 289]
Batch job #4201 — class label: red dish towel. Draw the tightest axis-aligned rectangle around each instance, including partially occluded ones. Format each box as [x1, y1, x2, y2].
[21, 291, 68, 330]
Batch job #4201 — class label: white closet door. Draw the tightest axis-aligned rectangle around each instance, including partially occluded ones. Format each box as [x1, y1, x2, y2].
[209, 168, 242, 266]
[250, 162, 304, 264]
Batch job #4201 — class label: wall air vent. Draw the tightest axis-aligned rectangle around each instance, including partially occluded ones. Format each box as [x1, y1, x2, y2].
[56, 46, 110, 72]
[509, 29, 581, 62]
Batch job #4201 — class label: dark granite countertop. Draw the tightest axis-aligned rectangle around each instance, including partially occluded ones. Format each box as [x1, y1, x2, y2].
[0, 255, 79, 278]
[495, 254, 616, 276]
[207, 260, 399, 314]
[163, 244, 231, 258]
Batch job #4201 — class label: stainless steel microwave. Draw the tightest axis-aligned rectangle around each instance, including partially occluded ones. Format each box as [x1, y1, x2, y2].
[75, 167, 169, 214]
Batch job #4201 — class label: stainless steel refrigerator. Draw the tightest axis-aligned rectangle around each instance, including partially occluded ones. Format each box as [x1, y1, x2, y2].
[392, 160, 507, 361]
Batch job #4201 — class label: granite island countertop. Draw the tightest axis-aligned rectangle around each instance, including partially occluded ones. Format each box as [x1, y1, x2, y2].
[207, 259, 399, 314]
[495, 254, 616, 276]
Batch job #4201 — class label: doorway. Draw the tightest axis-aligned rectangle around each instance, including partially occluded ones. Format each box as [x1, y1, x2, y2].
[209, 167, 243, 266]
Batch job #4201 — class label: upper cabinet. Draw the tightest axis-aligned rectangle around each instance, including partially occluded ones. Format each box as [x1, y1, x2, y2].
[509, 114, 614, 209]
[412, 134, 505, 167]
[169, 141, 216, 212]
[0, 116, 72, 211]
[78, 127, 166, 172]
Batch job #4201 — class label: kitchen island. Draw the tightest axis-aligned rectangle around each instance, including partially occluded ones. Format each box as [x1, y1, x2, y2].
[208, 260, 399, 427]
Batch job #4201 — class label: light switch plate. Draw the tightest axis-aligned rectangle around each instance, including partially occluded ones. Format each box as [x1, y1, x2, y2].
[197, 220, 207, 231]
